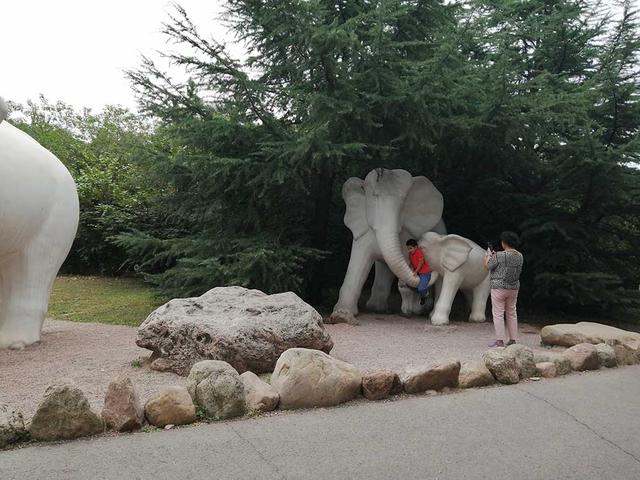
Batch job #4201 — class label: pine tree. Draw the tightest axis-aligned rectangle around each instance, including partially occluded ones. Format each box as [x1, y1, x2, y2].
[121, 0, 640, 315]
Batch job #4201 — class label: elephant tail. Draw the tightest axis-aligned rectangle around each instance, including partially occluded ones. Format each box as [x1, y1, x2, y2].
[0, 97, 7, 124]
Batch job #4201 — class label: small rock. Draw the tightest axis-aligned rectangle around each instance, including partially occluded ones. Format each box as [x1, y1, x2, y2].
[0, 405, 26, 448]
[458, 361, 495, 388]
[563, 343, 600, 371]
[240, 371, 279, 413]
[505, 344, 537, 379]
[611, 340, 640, 366]
[150, 357, 176, 373]
[29, 384, 104, 442]
[533, 351, 572, 376]
[164, 424, 175, 430]
[145, 387, 196, 427]
[271, 348, 361, 410]
[101, 376, 144, 432]
[483, 349, 519, 384]
[595, 343, 617, 368]
[425, 390, 438, 396]
[187, 361, 246, 419]
[536, 362, 557, 378]
[362, 370, 396, 400]
[401, 361, 460, 394]
[530, 377, 541, 381]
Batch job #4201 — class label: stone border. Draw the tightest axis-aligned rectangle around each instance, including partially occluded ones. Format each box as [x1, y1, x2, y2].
[2, 337, 639, 450]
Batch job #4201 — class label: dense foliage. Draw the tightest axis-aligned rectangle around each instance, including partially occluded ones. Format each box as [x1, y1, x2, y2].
[118, 0, 640, 314]
[9, 97, 154, 274]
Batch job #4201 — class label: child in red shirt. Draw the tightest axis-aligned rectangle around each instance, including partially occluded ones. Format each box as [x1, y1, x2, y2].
[406, 239, 431, 305]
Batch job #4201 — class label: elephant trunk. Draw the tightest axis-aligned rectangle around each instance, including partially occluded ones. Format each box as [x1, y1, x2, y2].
[376, 229, 419, 288]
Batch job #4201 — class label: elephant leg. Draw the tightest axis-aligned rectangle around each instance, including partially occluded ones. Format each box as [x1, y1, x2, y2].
[0, 251, 56, 349]
[0, 200, 77, 349]
[366, 261, 394, 312]
[429, 274, 463, 326]
[331, 234, 376, 323]
[469, 276, 490, 323]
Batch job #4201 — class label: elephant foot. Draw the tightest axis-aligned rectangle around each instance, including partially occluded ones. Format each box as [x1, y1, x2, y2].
[468, 314, 486, 323]
[430, 313, 450, 326]
[327, 309, 359, 326]
[0, 322, 43, 350]
[1, 336, 40, 350]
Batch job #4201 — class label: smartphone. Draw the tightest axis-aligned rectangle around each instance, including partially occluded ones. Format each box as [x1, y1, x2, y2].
[486, 241, 494, 255]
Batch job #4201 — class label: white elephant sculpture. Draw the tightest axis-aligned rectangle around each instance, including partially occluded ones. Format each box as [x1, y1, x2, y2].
[408, 232, 490, 326]
[330, 168, 444, 323]
[0, 97, 80, 349]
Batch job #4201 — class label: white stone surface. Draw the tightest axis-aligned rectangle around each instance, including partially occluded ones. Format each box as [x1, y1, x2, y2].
[331, 168, 444, 321]
[417, 232, 490, 325]
[0, 97, 80, 349]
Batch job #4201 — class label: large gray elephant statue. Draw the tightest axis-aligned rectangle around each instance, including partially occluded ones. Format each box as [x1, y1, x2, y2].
[404, 232, 490, 326]
[330, 168, 444, 324]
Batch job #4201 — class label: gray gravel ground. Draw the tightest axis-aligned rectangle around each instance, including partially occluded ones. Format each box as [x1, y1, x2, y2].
[0, 314, 553, 417]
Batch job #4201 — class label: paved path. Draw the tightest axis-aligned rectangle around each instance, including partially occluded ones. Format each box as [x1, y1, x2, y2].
[2, 367, 640, 480]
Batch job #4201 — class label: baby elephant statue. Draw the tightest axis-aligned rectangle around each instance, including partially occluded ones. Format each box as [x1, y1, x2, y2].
[0, 97, 79, 349]
[401, 232, 490, 326]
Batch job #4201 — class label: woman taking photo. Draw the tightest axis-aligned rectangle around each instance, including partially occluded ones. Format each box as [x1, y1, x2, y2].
[484, 231, 524, 348]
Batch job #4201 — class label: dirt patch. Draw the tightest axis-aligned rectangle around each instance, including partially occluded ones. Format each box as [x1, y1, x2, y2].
[325, 314, 546, 372]
[1, 315, 551, 417]
[0, 320, 187, 418]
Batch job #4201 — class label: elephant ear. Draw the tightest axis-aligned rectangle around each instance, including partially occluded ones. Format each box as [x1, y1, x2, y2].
[440, 235, 472, 272]
[401, 176, 444, 238]
[342, 177, 368, 240]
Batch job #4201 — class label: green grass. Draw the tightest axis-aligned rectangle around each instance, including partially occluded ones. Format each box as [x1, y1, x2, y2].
[48, 276, 165, 327]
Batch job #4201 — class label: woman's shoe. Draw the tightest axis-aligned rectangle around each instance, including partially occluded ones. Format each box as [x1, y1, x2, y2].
[506, 340, 516, 346]
[488, 340, 505, 348]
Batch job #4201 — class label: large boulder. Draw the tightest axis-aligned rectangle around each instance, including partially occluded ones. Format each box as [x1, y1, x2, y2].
[563, 343, 600, 371]
[595, 343, 617, 368]
[101, 376, 144, 432]
[137, 287, 334, 375]
[0, 405, 26, 449]
[271, 348, 362, 409]
[362, 370, 397, 400]
[187, 361, 246, 420]
[401, 361, 461, 394]
[240, 372, 280, 413]
[541, 322, 640, 347]
[458, 361, 495, 388]
[483, 349, 519, 384]
[145, 387, 196, 427]
[29, 384, 104, 442]
[533, 351, 572, 376]
[505, 344, 537, 379]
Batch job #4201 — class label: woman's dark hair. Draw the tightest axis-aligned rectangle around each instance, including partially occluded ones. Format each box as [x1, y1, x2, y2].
[406, 239, 418, 247]
[500, 231, 520, 248]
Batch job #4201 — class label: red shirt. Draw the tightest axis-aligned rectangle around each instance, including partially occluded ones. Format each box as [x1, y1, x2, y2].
[410, 248, 430, 274]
